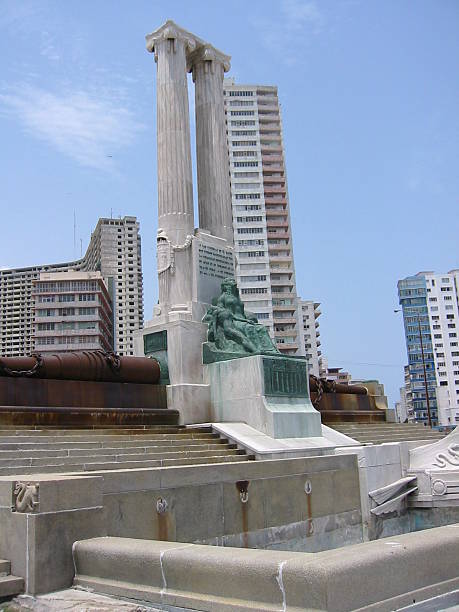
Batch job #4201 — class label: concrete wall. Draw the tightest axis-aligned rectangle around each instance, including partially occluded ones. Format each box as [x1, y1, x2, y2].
[0, 454, 361, 595]
[102, 454, 362, 552]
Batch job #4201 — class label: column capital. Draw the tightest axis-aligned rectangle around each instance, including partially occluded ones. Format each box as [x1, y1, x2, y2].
[187, 44, 231, 77]
[146, 20, 203, 61]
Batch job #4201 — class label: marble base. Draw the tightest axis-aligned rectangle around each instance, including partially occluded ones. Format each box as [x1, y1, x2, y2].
[135, 312, 209, 424]
[204, 354, 322, 439]
[167, 383, 211, 425]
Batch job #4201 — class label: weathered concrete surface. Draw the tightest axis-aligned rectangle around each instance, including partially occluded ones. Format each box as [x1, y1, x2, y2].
[6, 589, 158, 611]
[101, 454, 361, 549]
[73, 525, 459, 612]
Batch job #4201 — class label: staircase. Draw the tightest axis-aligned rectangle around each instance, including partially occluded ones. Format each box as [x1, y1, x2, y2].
[0, 426, 255, 476]
[0, 559, 23, 598]
[330, 422, 448, 445]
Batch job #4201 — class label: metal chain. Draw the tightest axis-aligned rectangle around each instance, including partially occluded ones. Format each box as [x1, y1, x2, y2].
[310, 374, 323, 408]
[0, 353, 43, 377]
[102, 350, 121, 371]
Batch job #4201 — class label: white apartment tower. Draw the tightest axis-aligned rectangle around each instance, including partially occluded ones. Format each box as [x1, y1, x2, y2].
[0, 216, 143, 357]
[224, 78, 320, 369]
[398, 270, 459, 427]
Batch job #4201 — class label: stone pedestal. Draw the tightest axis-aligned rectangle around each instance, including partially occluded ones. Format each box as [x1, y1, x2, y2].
[135, 230, 233, 423]
[204, 355, 322, 438]
[135, 313, 211, 424]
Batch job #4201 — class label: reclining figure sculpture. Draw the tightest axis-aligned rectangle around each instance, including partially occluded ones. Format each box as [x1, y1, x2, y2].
[203, 278, 280, 356]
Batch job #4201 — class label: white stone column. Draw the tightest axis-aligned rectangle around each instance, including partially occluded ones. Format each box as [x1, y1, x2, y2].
[188, 45, 233, 244]
[146, 21, 200, 310]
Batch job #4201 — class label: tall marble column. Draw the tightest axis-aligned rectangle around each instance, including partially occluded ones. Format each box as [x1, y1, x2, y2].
[188, 45, 233, 244]
[146, 21, 200, 309]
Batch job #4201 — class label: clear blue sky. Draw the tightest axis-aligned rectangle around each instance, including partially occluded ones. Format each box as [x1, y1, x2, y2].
[1, 0, 458, 406]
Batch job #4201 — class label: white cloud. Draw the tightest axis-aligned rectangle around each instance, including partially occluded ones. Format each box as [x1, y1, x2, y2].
[251, 0, 324, 65]
[0, 83, 144, 171]
[281, 0, 323, 33]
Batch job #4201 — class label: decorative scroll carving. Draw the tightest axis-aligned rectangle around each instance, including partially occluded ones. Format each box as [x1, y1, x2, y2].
[432, 443, 459, 469]
[146, 20, 202, 61]
[187, 43, 231, 77]
[14, 481, 39, 513]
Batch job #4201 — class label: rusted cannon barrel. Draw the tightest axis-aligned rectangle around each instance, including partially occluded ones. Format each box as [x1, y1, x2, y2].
[0, 351, 160, 385]
[309, 376, 367, 395]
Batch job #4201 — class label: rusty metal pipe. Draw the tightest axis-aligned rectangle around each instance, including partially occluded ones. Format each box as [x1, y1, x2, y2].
[0, 351, 160, 384]
[309, 377, 367, 395]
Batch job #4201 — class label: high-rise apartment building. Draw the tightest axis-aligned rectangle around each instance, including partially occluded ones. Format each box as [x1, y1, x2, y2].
[398, 270, 459, 427]
[0, 216, 143, 357]
[224, 78, 318, 367]
[32, 271, 113, 353]
[300, 300, 322, 376]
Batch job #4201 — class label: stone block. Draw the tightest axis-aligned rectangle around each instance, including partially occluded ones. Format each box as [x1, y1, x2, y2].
[27, 507, 104, 594]
[167, 383, 211, 425]
[205, 355, 322, 439]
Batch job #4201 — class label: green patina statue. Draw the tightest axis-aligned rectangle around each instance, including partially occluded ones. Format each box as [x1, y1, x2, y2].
[203, 278, 280, 359]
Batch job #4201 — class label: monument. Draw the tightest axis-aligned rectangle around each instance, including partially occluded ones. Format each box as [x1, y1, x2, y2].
[135, 21, 234, 423]
[135, 21, 323, 438]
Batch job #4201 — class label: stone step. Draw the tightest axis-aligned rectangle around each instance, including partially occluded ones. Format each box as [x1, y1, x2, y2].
[0, 426, 211, 436]
[0, 436, 224, 452]
[334, 428, 444, 434]
[0, 574, 24, 597]
[0, 448, 246, 468]
[0, 442, 234, 460]
[0, 431, 219, 444]
[0, 453, 254, 476]
[0, 559, 10, 576]
[331, 424, 441, 430]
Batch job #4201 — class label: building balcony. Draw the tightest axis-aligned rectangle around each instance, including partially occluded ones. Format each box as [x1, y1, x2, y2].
[265, 209, 287, 217]
[277, 343, 299, 352]
[262, 154, 283, 163]
[266, 220, 289, 228]
[261, 146, 282, 154]
[267, 232, 290, 239]
[271, 291, 296, 299]
[273, 317, 297, 325]
[258, 122, 280, 129]
[272, 304, 296, 312]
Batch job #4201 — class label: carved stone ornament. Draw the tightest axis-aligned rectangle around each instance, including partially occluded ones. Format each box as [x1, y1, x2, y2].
[187, 43, 231, 77]
[13, 481, 39, 513]
[409, 427, 459, 471]
[157, 230, 173, 275]
[432, 443, 459, 469]
[157, 230, 193, 275]
[145, 20, 203, 60]
[368, 476, 418, 516]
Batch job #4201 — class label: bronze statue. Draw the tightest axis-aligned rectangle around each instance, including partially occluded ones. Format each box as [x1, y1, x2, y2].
[203, 278, 280, 356]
